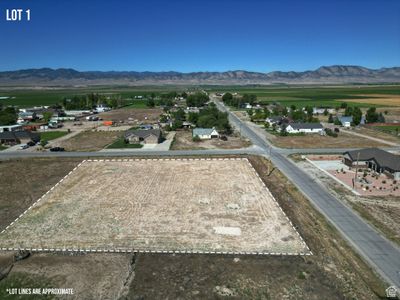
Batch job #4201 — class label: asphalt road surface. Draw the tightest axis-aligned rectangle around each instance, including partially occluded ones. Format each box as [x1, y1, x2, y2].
[214, 97, 400, 289]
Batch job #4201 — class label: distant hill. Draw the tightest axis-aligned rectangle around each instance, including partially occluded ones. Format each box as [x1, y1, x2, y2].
[0, 65, 399, 86]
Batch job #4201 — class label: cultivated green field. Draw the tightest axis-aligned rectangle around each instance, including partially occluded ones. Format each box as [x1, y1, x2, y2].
[207, 85, 400, 108]
[1, 85, 400, 108]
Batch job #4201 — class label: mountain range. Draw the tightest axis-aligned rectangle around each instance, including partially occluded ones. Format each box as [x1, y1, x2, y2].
[0, 65, 399, 86]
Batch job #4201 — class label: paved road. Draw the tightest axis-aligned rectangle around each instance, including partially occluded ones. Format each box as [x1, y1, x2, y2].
[214, 97, 400, 289]
[0, 147, 263, 159]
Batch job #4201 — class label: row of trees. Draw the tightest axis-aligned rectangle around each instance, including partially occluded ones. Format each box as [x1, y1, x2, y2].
[222, 93, 257, 108]
[186, 92, 209, 107]
[62, 93, 124, 110]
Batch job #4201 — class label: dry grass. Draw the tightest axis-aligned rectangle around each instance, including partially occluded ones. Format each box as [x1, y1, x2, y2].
[273, 132, 387, 148]
[345, 94, 400, 106]
[58, 130, 122, 151]
[171, 131, 251, 150]
[98, 108, 162, 123]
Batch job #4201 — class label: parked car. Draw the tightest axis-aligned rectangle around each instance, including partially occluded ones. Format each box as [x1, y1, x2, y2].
[27, 141, 36, 147]
[50, 147, 65, 152]
[18, 144, 29, 150]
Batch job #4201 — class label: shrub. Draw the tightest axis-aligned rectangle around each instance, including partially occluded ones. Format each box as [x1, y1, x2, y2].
[192, 135, 201, 142]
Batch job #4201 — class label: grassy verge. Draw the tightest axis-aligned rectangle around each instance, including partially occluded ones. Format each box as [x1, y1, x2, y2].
[106, 138, 143, 149]
[0, 145, 7, 151]
[39, 131, 69, 141]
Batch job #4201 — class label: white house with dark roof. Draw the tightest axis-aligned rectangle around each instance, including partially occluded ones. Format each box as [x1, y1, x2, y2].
[285, 123, 324, 134]
[192, 128, 219, 140]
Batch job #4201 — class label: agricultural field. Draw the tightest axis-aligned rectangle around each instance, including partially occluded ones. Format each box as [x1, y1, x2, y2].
[0, 86, 182, 108]
[208, 84, 400, 108]
[0, 158, 308, 254]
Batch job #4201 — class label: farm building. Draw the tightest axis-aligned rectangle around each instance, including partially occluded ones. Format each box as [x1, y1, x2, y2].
[343, 148, 400, 179]
[285, 123, 324, 134]
[0, 124, 23, 133]
[124, 129, 162, 144]
[0, 131, 40, 145]
[192, 128, 219, 140]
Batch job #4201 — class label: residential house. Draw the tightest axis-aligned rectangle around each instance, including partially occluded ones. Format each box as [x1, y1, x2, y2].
[192, 128, 219, 140]
[0, 131, 40, 145]
[285, 123, 324, 134]
[343, 148, 400, 179]
[0, 124, 23, 133]
[18, 111, 37, 123]
[338, 116, 353, 128]
[266, 116, 290, 126]
[124, 129, 162, 144]
[313, 107, 335, 115]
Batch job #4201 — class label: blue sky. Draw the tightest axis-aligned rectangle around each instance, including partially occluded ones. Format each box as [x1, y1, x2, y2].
[0, 0, 399, 72]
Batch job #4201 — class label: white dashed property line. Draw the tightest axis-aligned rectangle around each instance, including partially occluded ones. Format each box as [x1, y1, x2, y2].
[0, 157, 311, 256]
[0, 160, 86, 235]
[245, 159, 312, 255]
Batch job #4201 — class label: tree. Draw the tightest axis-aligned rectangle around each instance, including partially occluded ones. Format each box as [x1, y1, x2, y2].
[290, 105, 296, 111]
[323, 109, 329, 116]
[340, 102, 348, 109]
[43, 112, 53, 123]
[0, 107, 17, 125]
[222, 92, 233, 102]
[280, 124, 288, 136]
[366, 107, 379, 123]
[377, 112, 385, 123]
[328, 114, 334, 123]
[352, 107, 362, 126]
[186, 92, 209, 107]
[192, 135, 201, 142]
[147, 98, 155, 107]
[344, 106, 353, 116]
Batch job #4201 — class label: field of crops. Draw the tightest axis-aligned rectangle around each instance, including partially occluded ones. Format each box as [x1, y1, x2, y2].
[1, 85, 400, 108]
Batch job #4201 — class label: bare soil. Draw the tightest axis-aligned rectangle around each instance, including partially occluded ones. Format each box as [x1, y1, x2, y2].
[272, 131, 387, 148]
[98, 108, 162, 124]
[0, 156, 386, 299]
[0, 159, 307, 254]
[58, 131, 122, 151]
[171, 131, 251, 150]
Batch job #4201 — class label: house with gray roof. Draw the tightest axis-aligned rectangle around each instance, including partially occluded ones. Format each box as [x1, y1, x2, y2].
[0, 131, 40, 146]
[192, 128, 219, 140]
[285, 123, 324, 134]
[124, 129, 162, 144]
[343, 148, 400, 179]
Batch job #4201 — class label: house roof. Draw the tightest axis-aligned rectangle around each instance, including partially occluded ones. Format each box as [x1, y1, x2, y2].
[339, 116, 353, 123]
[124, 129, 161, 139]
[288, 122, 323, 130]
[344, 148, 400, 172]
[193, 128, 218, 136]
[0, 131, 40, 141]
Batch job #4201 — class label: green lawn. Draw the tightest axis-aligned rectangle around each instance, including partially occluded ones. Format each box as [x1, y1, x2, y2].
[39, 131, 69, 141]
[106, 138, 143, 149]
[125, 100, 150, 108]
[0, 145, 7, 151]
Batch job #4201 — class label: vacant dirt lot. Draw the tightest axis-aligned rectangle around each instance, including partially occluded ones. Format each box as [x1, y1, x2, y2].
[272, 131, 387, 148]
[98, 108, 162, 124]
[0, 158, 80, 231]
[0, 156, 386, 299]
[0, 158, 307, 254]
[171, 131, 251, 150]
[58, 130, 122, 151]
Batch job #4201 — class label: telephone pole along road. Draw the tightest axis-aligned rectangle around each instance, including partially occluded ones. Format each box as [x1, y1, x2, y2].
[213, 96, 400, 289]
